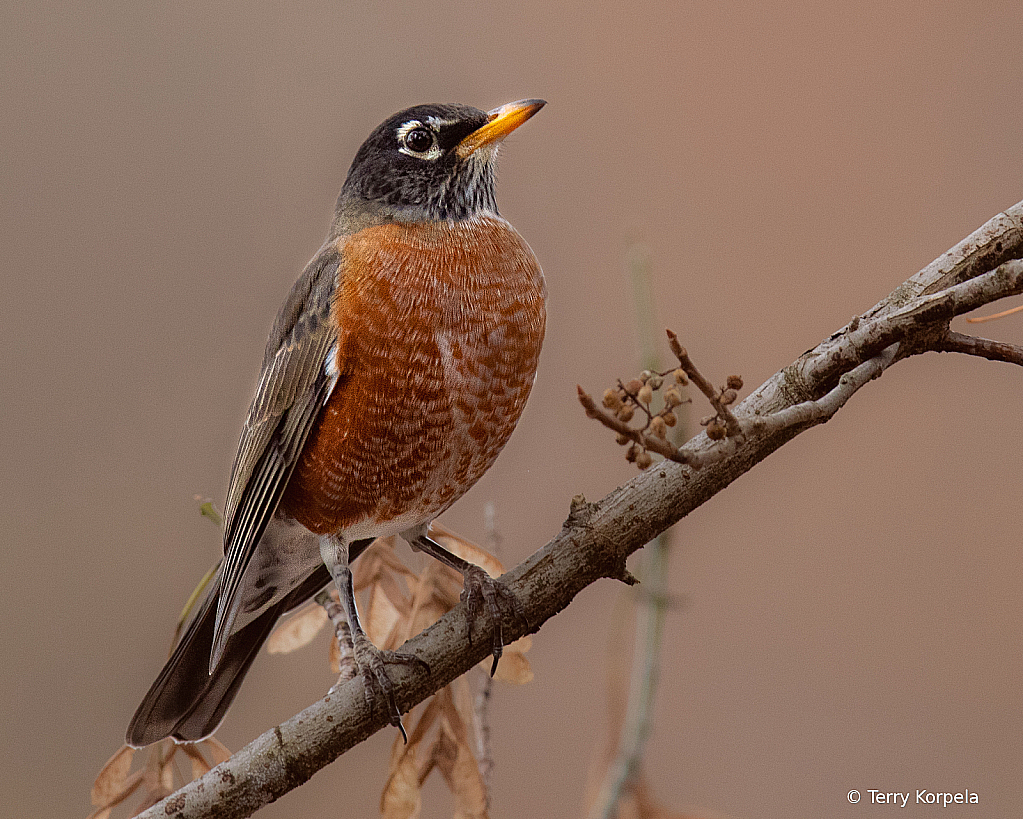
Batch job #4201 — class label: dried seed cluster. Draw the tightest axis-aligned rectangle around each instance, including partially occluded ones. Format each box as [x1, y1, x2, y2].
[600, 367, 691, 469]
[578, 329, 745, 472]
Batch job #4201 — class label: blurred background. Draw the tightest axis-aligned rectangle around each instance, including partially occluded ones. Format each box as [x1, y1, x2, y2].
[3, 2, 1023, 817]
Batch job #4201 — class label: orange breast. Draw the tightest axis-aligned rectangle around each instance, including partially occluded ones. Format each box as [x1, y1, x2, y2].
[279, 215, 546, 537]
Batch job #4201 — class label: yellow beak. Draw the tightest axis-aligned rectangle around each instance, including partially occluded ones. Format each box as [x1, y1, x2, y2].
[456, 98, 546, 159]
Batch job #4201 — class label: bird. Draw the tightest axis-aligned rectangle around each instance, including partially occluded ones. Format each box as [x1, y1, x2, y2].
[126, 99, 547, 747]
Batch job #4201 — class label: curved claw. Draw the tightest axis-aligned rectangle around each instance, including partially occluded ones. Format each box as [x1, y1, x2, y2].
[460, 565, 528, 677]
[350, 632, 428, 744]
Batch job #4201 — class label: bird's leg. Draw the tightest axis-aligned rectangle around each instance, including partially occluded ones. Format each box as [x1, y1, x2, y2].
[407, 531, 528, 676]
[319, 535, 427, 742]
[314, 589, 358, 682]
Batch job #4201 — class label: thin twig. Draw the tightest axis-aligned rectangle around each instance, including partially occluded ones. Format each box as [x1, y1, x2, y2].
[744, 344, 899, 435]
[965, 302, 1023, 323]
[665, 329, 743, 438]
[936, 330, 1023, 366]
[469, 668, 494, 805]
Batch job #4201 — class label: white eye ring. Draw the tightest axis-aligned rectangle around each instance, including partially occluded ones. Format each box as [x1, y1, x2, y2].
[397, 120, 442, 160]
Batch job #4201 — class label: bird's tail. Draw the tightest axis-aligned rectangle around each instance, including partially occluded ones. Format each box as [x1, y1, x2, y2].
[125, 564, 331, 746]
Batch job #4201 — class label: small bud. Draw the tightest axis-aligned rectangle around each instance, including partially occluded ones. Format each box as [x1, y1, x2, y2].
[706, 419, 725, 440]
[635, 450, 653, 470]
[650, 416, 667, 438]
[616, 432, 631, 445]
[602, 388, 622, 410]
[617, 404, 635, 422]
[638, 384, 654, 405]
[625, 442, 639, 462]
[664, 387, 682, 408]
[625, 378, 644, 395]
[639, 370, 652, 383]
[720, 388, 738, 405]
[648, 374, 663, 390]
[673, 368, 688, 385]
[662, 410, 677, 427]
[726, 375, 744, 390]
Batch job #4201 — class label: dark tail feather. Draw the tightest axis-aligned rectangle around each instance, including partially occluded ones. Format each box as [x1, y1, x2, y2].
[125, 537, 375, 747]
[126, 564, 331, 746]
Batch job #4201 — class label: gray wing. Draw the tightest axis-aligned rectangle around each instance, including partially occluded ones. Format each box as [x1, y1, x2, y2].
[210, 241, 342, 668]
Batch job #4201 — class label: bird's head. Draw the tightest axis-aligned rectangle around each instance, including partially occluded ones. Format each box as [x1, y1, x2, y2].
[333, 99, 545, 232]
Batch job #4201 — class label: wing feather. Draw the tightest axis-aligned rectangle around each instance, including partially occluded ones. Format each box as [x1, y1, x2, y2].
[211, 243, 342, 667]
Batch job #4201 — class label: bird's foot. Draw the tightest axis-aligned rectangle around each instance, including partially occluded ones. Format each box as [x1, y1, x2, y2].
[460, 565, 529, 676]
[341, 630, 428, 743]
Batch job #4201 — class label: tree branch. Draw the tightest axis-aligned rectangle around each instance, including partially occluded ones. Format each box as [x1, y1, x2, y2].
[135, 200, 1023, 819]
[936, 330, 1023, 366]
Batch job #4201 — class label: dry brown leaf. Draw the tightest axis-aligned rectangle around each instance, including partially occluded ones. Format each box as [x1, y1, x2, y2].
[376, 565, 418, 607]
[140, 742, 175, 799]
[88, 736, 240, 819]
[202, 736, 232, 766]
[180, 745, 211, 780]
[380, 749, 422, 819]
[428, 522, 505, 578]
[91, 745, 136, 807]
[621, 778, 724, 819]
[87, 772, 145, 819]
[436, 686, 467, 739]
[327, 629, 351, 674]
[369, 527, 531, 817]
[132, 744, 179, 814]
[404, 564, 459, 639]
[371, 562, 417, 607]
[445, 742, 489, 819]
[431, 690, 488, 819]
[180, 742, 232, 780]
[133, 785, 174, 815]
[395, 694, 444, 781]
[266, 602, 328, 654]
[327, 630, 342, 674]
[451, 672, 493, 790]
[381, 696, 445, 819]
[355, 537, 417, 591]
[366, 576, 408, 649]
[176, 737, 234, 785]
[428, 563, 466, 612]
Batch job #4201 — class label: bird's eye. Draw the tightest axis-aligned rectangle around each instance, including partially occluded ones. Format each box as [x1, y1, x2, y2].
[404, 126, 434, 154]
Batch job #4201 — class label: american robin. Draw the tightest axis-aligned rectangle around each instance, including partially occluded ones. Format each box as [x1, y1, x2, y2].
[126, 99, 546, 747]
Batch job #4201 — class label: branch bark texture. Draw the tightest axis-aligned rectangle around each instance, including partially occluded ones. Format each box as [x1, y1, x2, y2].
[137, 200, 1023, 819]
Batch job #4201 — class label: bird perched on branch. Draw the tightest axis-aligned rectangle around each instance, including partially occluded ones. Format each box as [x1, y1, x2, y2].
[127, 99, 547, 746]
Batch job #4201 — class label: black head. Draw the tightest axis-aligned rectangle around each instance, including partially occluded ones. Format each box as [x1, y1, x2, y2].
[333, 99, 545, 231]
